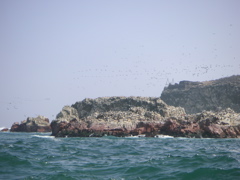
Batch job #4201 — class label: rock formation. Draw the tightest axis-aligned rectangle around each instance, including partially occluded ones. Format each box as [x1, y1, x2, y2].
[10, 116, 51, 132]
[161, 75, 240, 114]
[50, 96, 240, 138]
[51, 96, 185, 137]
[161, 108, 240, 138]
[0, 128, 9, 132]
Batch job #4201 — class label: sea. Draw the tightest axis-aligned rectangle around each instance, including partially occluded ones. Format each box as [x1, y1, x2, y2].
[0, 132, 240, 180]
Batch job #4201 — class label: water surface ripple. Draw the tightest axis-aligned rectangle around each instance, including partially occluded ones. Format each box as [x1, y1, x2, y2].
[1, 133, 240, 179]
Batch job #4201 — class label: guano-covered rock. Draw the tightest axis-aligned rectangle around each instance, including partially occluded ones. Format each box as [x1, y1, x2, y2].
[51, 96, 185, 137]
[10, 116, 51, 132]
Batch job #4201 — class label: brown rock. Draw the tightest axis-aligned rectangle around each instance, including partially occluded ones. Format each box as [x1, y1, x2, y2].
[1, 128, 9, 132]
[51, 96, 185, 137]
[50, 96, 240, 138]
[10, 116, 51, 132]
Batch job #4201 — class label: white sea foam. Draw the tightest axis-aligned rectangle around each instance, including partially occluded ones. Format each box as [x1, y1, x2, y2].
[154, 135, 174, 138]
[32, 135, 55, 139]
[125, 134, 146, 138]
[125, 136, 139, 138]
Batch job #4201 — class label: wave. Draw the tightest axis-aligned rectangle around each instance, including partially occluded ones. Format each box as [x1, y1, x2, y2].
[1, 133, 240, 179]
[154, 134, 174, 138]
[31, 135, 55, 139]
[125, 135, 145, 138]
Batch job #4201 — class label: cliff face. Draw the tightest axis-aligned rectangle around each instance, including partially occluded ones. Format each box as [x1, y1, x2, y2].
[160, 75, 240, 114]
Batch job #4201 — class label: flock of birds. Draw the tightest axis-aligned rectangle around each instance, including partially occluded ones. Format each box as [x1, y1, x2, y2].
[1, 22, 238, 126]
[65, 60, 240, 100]
[72, 62, 238, 83]
[1, 62, 239, 113]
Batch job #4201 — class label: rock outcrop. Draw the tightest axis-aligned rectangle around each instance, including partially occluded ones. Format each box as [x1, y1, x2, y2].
[161, 108, 240, 138]
[160, 75, 240, 114]
[0, 128, 9, 132]
[51, 96, 185, 137]
[51, 96, 240, 138]
[10, 116, 51, 132]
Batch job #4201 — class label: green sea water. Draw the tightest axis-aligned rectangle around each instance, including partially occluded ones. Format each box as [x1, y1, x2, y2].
[0, 132, 240, 180]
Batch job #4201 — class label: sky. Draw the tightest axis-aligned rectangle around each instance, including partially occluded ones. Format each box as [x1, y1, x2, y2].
[0, 0, 240, 128]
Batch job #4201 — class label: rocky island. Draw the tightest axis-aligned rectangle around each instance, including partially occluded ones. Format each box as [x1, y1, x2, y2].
[51, 96, 185, 137]
[10, 75, 240, 138]
[51, 95, 240, 138]
[10, 116, 51, 132]
[0, 128, 9, 132]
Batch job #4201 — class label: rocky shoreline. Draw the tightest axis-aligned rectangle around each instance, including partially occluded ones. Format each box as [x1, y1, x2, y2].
[50, 96, 185, 137]
[50, 96, 240, 138]
[8, 75, 240, 138]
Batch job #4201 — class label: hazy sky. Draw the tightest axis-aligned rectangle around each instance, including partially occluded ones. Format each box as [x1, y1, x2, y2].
[0, 0, 239, 128]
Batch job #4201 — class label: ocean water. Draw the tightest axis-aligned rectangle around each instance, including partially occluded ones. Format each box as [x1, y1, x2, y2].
[0, 133, 240, 180]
